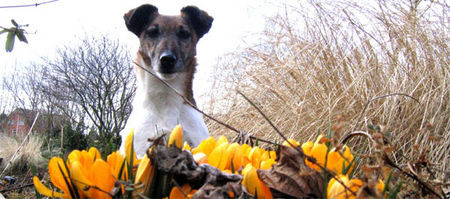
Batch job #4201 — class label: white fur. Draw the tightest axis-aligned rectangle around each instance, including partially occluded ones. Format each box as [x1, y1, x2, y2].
[119, 58, 209, 158]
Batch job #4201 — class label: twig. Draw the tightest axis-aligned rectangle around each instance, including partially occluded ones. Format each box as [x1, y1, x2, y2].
[352, 93, 420, 132]
[0, 0, 59, 9]
[341, 130, 374, 145]
[237, 91, 283, 137]
[0, 183, 34, 193]
[0, 112, 40, 178]
[132, 62, 276, 145]
[383, 153, 444, 199]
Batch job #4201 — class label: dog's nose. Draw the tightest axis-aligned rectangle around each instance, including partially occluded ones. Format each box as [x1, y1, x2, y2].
[159, 51, 177, 72]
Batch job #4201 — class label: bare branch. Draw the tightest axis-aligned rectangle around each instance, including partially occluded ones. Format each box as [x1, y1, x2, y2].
[0, 0, 59, 9]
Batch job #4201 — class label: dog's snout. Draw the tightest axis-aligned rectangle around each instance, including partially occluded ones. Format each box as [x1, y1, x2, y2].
[159, 51, 177, 72]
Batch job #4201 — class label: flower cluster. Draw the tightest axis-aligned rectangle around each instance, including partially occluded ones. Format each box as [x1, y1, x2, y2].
[34, 125, 386, 199]
[33, 148, 127, 198]
[33, 130, 140, 199]
[188, 136, 276, 198]
[298, 135, 354, 175]
[283, 136, 386, 199]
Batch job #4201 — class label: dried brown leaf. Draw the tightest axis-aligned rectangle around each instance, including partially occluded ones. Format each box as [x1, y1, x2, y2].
[150, 145, 252, 199]
[257, 146, 324, 198]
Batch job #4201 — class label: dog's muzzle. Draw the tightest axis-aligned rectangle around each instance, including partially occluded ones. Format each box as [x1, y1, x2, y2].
[159, 50, 177, 74]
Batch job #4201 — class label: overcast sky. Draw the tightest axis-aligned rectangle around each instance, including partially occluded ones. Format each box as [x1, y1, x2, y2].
[0, 0, 290, 109]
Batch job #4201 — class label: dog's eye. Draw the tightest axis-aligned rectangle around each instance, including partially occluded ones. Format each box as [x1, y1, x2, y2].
[177, 29, 191, 39]
[146, 27, 159, 38]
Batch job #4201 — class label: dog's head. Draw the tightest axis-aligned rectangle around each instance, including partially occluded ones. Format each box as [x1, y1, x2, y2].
[124, 4, 213, 80]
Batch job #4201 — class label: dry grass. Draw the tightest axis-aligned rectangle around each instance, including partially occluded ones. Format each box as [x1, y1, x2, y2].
[0, 134, 44, 175]
[205, 0, 448, 193]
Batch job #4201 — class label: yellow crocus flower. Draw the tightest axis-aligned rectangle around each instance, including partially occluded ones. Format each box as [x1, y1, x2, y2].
[242, 164, 273, 199]
[260, 158, 276, 170]
[106, 151, 126, 179]
[49, 157, 77, 198]
[134, 150, 155, 195]
[34, 147, 116, 199]
[192, 136, 216, 156]
[248, 147, 262, 169]
[168, 125, 183, 149]
[327, 175, 384, 199]
[269, 150, 276, 160]
[301, 135, 328, 171]
[327, 175, 361, 199]
[327, 145, 354, 175]
[208, 142, 229, 170]
[227, 142, 243, 171]
[282, 138, 300, 147]
[216, 135, 229, 146]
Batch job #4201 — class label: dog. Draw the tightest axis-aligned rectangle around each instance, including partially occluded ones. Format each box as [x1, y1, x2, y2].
[120, 4, 213, 158]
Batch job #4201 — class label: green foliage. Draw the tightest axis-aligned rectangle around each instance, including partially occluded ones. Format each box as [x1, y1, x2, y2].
[62, 122, 88, 153]
[86, 129, 121, 157]
[388, 180, 404, 199]
[1, 19, 28, 52]
[41, 122, 88, 157]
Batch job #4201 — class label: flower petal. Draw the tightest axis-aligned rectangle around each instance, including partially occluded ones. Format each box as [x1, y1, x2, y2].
[48, 157, 72, 196]
[169, 184, 192, 199]
[216, 135, 229, 146]
[168, 125, 183, 149]
[327, 149, 343, 174]
[282, 138, 300, 147]
[269, 150, 277, 160]
[242, 164, 273, 199]
[248, 147, 262, 169]
[107, 151, 126, 179]
[88, 147, 101, 161]
[183, 141, 191, 151]
[134, 152, 154, 194]
[227, 143, 242, 171]
[91, 159, 115, 199]
[305, 140, 327, 171]
[192, 136, 216, 156]
[242, 164, 258, 196]
[301, 141, 313, 155]
[33, 176, 64, 198]
[327, 175, 361, 199]
[208, 142, 228, 169]
[67, 150, 81, 167]
[70, 160, 93, 198]
[260, 159, 276, 170]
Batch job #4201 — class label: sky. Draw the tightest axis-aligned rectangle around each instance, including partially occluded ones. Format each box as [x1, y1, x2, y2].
[0, 0, 288, 109]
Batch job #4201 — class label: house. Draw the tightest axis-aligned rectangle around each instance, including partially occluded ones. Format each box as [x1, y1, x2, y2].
[0, 108, 66, 136]
[1, 108, 37, 136]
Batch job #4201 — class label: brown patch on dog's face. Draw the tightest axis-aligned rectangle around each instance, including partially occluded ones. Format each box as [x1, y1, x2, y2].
[124, 5, 213, 80]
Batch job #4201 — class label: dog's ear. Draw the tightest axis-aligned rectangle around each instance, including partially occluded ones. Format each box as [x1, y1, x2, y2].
[181, 6, 213, 40]
[124, 4, 159, 36]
